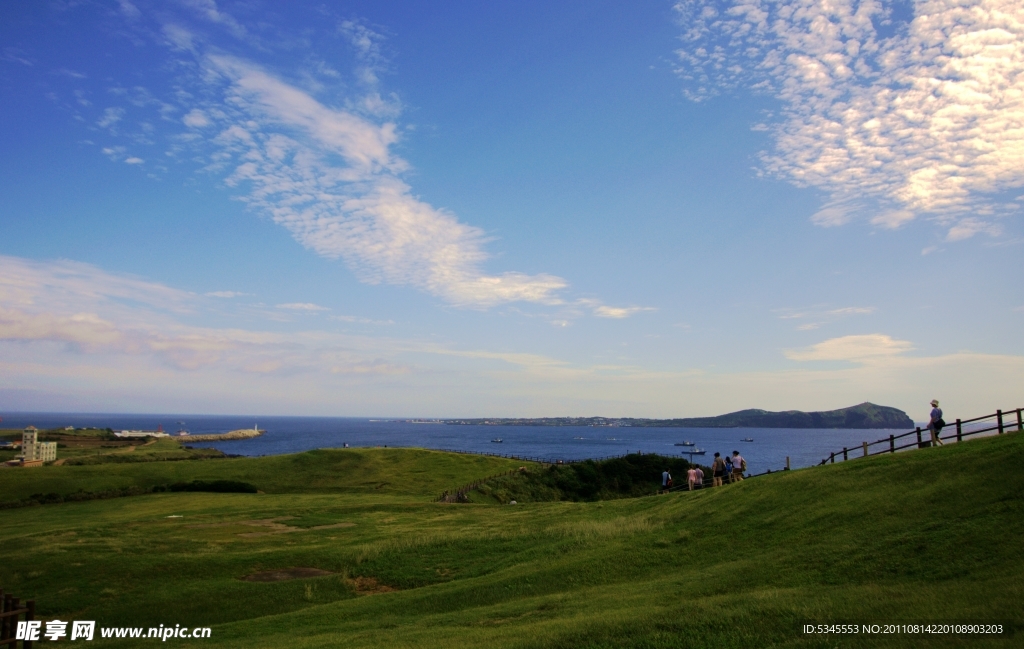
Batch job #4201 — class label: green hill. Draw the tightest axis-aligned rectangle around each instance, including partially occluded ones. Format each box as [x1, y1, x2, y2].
[0, 447, 528, 506]
[0, 432, 1020, 647]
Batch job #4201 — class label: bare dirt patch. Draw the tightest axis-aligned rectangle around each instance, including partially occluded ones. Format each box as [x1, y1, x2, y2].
[188, 517, 356, 538]
[348, 576, 395, 594]
[241, 567, 334, 582]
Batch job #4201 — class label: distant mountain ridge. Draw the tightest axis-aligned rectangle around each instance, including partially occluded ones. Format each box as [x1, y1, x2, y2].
[443, 403, 914, 429]
[639, 402, 914, 429]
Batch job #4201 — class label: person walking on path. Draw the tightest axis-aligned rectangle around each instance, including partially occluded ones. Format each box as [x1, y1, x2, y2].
[927, 399, 945, 446]
[687, 467, 698, 491]
[711, 453, 726, 487]
[695, 466, 704, 489]
[731, 451, 746, 481]
[725, 455, 734, 482]
[662, 469, 672, 493]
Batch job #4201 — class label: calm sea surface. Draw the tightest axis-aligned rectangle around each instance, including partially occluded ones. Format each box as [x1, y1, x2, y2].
[0, 412, 927, 471]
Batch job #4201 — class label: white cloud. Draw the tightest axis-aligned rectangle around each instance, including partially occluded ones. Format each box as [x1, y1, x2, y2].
[571, 299, 655, 319]
[97, 107, 125, 129]
[181, 0, 247, 39]
[2, 257, 1021, 417]
[118, 1, 141, 19]
[331, 314, 394, 325]
[0, 254, 407, 375]
[775, 305, 875, 329]
[276, 302, 329, 312]
[205, 291, 249, 298]
[182, 109, 211, 127]
[785, 334, 914, 362]
[810, 201, 856, 227]
[593, 305, 656, 319]
[676, 0, 1024, 239]
[827, 307, 875, 316]
[946, 217, 1001, 241]
[0, 254, 195, 315]
[124, 157, 144, 164]
[185, 54, 566, 308]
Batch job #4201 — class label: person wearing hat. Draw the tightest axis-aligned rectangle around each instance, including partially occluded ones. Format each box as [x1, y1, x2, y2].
[927, 399, 945, 446]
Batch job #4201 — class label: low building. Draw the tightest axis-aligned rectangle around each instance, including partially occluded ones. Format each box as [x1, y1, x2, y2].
[115, 430, 169, 438]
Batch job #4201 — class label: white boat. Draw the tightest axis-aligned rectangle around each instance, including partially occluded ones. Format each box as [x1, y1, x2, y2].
[741, 437, 754, 442]
[682, 448, 706, 455]
[491, 438, 503, 443]
[674, 441, 695, 446]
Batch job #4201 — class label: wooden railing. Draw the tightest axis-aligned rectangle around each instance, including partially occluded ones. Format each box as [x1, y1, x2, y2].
[0, 590, 35, 649]
[819, 407, 1023, 465]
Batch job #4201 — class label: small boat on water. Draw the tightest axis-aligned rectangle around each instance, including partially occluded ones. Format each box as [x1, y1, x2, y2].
[682, 448, 706, 455]
[573, 436, 585, 440]
[674, 441, 695, 446]
[491, 438, 503, 443]
[741, 437, 754, 442]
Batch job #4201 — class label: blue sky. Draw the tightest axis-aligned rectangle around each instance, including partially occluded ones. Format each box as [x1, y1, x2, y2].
[1, 0, 1021, 419]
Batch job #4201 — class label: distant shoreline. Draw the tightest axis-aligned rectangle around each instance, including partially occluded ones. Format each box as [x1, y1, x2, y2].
[181, 429, 265, 442]
[441, 403, 915, 430]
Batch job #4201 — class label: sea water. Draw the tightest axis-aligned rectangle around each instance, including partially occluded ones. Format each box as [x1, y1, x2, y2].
[0, 412, 923, 471]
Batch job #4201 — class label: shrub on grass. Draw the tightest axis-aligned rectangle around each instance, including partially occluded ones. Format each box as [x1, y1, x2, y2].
[167, 480, 258, 493]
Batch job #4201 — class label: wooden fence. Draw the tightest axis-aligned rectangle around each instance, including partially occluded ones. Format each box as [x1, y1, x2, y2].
[819, 406, 1023, 465]
[0, 590, 35, 649]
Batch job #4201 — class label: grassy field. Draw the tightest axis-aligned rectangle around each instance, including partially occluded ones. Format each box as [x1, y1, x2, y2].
[0, 432, 1021, 647]
[0, 446, 529, 504]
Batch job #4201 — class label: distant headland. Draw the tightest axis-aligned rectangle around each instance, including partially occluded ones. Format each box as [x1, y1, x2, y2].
[181, 428, 265, 442]
[443, 402, 914, 429]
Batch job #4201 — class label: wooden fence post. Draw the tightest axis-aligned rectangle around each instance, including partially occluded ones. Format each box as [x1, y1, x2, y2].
[916, 427, 923, 448]
[1, 591, 7, 644]
[997, 409, 1004, 434]
[1017, 408, 1023, 431]
[25, 600, 35, 649]
[956, 419, 962, 442]
[889, 434, 895, 453]
[10, 597, 20, 648]
[829, 452, 834, 464]
[785, 456, 790, 470]
[862, 441, 868, 457]
[842, 447, 848, 461]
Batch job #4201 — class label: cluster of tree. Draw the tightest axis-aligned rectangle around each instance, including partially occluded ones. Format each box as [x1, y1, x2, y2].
[474, 454, 704, 503]
[1, 480, 259, 509]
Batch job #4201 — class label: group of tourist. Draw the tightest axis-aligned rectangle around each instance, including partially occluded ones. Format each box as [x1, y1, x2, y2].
[660, 399, 946, 494]
[660, 450, 747, 493]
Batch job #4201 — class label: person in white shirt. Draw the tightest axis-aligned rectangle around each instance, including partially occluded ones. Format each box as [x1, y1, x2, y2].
[731, 451, 746, 481]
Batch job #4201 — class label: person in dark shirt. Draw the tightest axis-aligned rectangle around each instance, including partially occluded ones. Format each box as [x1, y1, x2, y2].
[927, 399, 945, 446]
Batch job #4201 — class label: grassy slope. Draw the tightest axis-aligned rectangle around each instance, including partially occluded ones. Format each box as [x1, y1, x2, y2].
[0, 447, 527, 503]
[0, 434, 1021, 648]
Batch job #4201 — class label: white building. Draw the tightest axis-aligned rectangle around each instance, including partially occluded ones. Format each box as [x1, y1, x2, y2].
[115, 430, 169, 438]
[21, 427, 57, 463]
